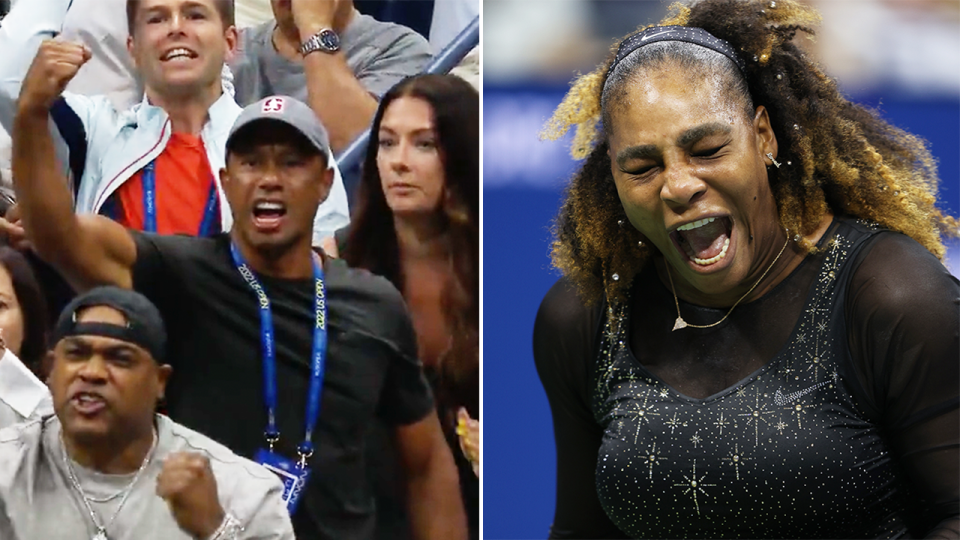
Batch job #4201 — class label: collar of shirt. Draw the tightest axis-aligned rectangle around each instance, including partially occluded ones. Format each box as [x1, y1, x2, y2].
[0, 349, 53, 419]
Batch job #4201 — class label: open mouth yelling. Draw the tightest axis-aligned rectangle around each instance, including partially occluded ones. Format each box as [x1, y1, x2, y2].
[252, 201, 287, 233]
[71, 391, 107, 416]
[670, 216, 733, 269]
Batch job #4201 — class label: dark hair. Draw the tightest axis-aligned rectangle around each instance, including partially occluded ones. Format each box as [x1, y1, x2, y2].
[542, 0, 959, 305]
[126, 0, 235, 36]
[344, 74, 479, 417]
[0, 247, 47, 374]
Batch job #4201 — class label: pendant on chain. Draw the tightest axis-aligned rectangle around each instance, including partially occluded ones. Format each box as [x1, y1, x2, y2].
[93, 529, 109, 540]
[672, 317, 688, 331]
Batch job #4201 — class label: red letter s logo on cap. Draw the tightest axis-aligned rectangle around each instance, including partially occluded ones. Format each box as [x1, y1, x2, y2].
[262, 97, 285, 114]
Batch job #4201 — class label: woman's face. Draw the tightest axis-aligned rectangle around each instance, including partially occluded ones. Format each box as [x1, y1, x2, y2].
[606, 64, 781, 300]
[377, 96, 446, 216]
[0, 264, 25, 358]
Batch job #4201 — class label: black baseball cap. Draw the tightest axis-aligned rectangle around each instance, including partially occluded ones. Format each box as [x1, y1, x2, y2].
[52, 287, 167, 363]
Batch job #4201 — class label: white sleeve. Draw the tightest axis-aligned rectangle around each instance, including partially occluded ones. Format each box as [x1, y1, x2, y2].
[0, 349, 52, 427]
[61, 0, 142, 111]
[0, 0, 116, 186]
[0, 0, 72, 134]
[311, 161, 351, 245]
[236, 483, 296, 540]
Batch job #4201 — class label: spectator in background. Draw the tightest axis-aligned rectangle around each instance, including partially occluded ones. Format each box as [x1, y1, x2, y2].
[337, 74, 479, 540]
[0, 0, 349, 245]
[230, 0, 432, 153]
[0, 246, 52, 428]
[58, 0, 283, 111]
[12, 82, 468, 538]
[0, 286, 295, 539]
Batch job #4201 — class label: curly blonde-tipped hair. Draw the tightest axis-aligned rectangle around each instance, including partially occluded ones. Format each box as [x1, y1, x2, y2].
[542, 0, 959, 306]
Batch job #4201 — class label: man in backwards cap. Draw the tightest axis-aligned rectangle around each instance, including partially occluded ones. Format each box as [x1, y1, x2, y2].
[11, 94, 466, 539]
[0, 286, 294, 539]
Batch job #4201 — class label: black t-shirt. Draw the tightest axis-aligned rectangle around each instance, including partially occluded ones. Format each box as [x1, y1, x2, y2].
[130, 232, 435, 540]
[534, 219, 959, 539]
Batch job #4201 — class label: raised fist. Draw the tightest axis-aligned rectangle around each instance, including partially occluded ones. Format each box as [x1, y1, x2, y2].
[19, 38, 91, 114]
[156, 452, 226, 539]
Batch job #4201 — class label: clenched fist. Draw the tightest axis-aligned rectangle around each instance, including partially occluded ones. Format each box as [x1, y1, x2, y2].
[19, 38, 91, 114]
[156, 452, 226, 539]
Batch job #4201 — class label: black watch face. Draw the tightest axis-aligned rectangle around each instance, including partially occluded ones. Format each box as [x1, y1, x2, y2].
[319, 30, 340, 50]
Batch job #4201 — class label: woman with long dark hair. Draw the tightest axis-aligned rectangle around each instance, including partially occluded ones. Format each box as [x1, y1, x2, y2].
[340, 73, 479, 538]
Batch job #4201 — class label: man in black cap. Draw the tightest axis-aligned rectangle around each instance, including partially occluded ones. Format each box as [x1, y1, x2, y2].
[0, 286, 294, 540]
[11, 95, 467, 540]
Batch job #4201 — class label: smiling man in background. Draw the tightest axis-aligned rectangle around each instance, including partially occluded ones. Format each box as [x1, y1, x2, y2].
[0, 0, 348, 244]
[230, 0, 432, 154]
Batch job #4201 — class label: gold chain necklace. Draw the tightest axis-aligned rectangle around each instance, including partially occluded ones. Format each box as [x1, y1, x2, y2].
[667, 236, 790, 331]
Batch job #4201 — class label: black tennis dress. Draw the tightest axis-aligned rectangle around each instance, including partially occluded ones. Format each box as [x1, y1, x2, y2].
[534, 218, 959, 539]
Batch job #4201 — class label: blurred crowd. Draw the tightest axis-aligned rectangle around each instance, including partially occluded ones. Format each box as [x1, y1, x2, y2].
[0, 0, 478, 539]
[485, 0, 960, 96]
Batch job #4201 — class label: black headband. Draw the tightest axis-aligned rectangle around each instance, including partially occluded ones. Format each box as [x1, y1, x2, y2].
[607, 26, 746, 81]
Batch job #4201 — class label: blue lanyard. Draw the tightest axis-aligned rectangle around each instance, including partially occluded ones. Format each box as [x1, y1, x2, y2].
[229, 243, 328, 466]
[142, 160, 221, 236]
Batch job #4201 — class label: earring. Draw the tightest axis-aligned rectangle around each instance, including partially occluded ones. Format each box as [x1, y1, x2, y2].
[766, 152, 781, 168]
[638, 240, 644, 248]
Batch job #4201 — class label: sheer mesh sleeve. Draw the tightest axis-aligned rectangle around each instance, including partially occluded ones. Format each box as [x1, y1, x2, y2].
[533, 278, 630, 539]
[846, 233, 960, 539]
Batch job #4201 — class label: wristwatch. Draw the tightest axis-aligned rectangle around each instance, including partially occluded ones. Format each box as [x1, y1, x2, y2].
[299, 28, 341, 55]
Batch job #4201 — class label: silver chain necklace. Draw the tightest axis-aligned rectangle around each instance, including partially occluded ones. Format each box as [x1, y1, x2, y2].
[60, 429, 158, 540]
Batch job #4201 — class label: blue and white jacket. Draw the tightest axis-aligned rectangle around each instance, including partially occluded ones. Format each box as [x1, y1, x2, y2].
[0, 0, 350, 244]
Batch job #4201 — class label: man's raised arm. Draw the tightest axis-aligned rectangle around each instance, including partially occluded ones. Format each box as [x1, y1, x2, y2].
[12, 39, 135, 292]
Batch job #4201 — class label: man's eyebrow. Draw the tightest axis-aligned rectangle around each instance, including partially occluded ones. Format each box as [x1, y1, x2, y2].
[615, 144, 658, 170]
[61, 337, 88, 348]
[142, 1, 210, 15]
[104, 342, 139, 352]
[676, 122, 732, 147]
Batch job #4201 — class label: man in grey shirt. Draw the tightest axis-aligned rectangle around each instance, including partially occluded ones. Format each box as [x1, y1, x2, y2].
[0, 287, 294, 540]
[230, 0, 432, 153]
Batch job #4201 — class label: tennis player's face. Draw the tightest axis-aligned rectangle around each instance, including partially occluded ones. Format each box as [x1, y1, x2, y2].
[606, 65, 782, 303]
